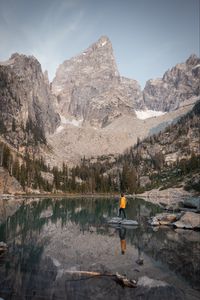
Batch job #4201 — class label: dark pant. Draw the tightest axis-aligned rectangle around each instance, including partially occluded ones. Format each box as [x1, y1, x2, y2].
[119, 227, 126, 240]
[118, 208, 126, 219]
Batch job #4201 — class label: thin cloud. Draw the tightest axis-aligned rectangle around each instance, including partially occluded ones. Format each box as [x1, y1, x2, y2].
[23, 9, 85, 79]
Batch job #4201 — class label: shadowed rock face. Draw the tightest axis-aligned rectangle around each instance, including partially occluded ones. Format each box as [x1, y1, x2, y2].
[52, 36, 143, 127]
[0, 53, 60, 147]
[143, 54, 200, 112]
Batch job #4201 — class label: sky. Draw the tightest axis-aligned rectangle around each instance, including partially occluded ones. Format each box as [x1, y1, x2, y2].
[0, 0, 199, 88]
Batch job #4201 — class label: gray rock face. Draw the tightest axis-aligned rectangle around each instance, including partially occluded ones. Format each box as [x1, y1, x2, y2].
[52, 36, 143, 127]
[143, 54, 200, 111]
[0, 53, 60, 147]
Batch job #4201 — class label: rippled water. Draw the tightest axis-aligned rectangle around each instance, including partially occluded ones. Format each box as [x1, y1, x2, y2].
[0, 197, 199, 300]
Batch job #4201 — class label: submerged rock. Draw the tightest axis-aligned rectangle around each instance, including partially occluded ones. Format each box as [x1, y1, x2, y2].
[107, 217, 122, 224]
[107, 217, 138, 226]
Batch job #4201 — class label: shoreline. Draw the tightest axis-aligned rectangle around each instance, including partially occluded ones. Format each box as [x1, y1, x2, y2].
[0, 192, 118, 200]
[0, 187, 198, 205]
[137, 187, 198, 206]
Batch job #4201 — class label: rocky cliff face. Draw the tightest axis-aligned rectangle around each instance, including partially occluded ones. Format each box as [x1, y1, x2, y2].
[52, 36, 143, 127]
[0, 54, 60, 148]
[143, 54, 200, 111]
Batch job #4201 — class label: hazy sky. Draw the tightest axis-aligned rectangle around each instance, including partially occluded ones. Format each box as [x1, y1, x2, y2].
[0, 0, 199, 87]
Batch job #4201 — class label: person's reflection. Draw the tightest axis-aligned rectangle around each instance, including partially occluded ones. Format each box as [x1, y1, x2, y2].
[119, 227, 126, 255]
[136, 244, 144, 265]
[135, 205, 144, 265]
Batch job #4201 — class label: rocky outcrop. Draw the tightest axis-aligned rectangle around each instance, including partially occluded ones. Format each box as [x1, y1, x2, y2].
[149, 211, 200, 230]
[143, 54, 200, 111]
[149, 213, 181, 226]
[173, 211, 200, 230]
[52, 36, 143, 127]
[0, 54, 60, 148]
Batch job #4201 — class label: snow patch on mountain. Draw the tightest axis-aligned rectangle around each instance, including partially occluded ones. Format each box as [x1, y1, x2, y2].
[135, 110, 166, 120]
[56, 115, 83, 133]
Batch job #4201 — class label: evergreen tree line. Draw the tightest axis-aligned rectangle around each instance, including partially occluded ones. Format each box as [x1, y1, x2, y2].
[0, 141, 140, 193]
[0, 142, 51, 192]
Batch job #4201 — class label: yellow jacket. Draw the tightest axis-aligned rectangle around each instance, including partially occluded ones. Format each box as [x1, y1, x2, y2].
[120, 196, 127, 209]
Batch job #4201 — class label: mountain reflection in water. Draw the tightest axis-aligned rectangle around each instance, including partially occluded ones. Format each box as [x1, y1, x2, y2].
[0, 197, 199, 300]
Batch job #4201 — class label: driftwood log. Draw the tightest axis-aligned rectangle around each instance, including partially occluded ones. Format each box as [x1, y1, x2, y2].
[65, 270, 137, 288]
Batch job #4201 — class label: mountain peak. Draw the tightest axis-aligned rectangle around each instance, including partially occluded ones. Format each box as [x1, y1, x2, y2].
[186, 54, 200, 66]
[79, 35, 113, 58]
[52, 36, 142, 126]
[96, 35, 111, 46]
[10, 53, 38, 63]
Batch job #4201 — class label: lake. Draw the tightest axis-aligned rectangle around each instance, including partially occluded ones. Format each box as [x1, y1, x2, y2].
[0, 197, 199, 300]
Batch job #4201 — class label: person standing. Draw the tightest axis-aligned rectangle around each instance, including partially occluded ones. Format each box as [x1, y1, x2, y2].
[118, 193, 127, 219]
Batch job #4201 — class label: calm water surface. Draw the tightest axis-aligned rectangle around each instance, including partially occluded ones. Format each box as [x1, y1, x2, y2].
[0, 197, 199, 300]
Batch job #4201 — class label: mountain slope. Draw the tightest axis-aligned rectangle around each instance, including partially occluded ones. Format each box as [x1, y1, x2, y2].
[73, 100, 200, 194]
[45, 104, 194, 167]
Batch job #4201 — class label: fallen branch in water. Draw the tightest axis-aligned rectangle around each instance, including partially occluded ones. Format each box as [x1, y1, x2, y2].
[64, 270, 137, 288]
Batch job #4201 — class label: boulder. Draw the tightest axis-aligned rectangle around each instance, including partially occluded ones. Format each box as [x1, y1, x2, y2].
[173, 211, 200, 230]
[149, 217, 160, 226]
[149, 213, 179, 226]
